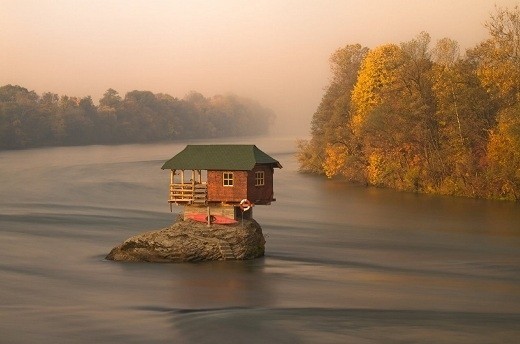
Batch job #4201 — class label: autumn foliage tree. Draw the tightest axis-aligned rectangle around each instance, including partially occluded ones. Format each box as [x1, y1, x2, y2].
[298, 5, 520, 201]
[478, 6, 520, 200]
[297, 44, 368, 177]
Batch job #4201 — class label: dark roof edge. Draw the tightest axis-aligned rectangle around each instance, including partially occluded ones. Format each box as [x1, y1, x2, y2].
[160, 144, 282, 170]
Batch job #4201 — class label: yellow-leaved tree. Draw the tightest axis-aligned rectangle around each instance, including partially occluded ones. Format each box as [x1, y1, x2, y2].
[487, 105, 520, 200]
[298, 44, 368, 178]
[322, 143, 348, 178]
[350, 44, 403, 133]
[476, 5, 520, 107]
[431, 38, 495, 197]
[478, 6, 520, 200]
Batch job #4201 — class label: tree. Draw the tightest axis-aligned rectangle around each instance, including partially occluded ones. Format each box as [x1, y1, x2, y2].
[474, 5, 520, 107]
[0, 85, 274, 150]
[97, 89, 122, 143]
[0, 85, 40, 148]
[486, 104, 520, 200]
[432, 42, 496, 196]
[300, 44, 367, 176]
[298, 6, 520, 201]
[99, 88, 122, 110]
[351, 44, 403, 133]
[432, 37, 460, 67]
[349, 35, 438, 191]
[477, 6, 520, 199]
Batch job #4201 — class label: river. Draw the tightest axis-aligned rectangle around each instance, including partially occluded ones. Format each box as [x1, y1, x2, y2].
[0, 136, 519, 343]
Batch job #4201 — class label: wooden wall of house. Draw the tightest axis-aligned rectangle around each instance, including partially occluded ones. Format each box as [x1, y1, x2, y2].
[207, 170, 248, 203]
[207, 164, 275, 204]
[247, 165, 274, 205]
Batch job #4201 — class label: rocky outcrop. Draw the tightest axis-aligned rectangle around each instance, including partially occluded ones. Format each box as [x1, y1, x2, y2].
[105, 218, 265, 262]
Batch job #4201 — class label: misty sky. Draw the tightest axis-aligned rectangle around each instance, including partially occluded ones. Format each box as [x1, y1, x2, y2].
[1, 0, 517, 135]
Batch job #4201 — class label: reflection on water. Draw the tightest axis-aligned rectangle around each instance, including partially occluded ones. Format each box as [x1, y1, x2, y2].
[0, 136, 519, 343]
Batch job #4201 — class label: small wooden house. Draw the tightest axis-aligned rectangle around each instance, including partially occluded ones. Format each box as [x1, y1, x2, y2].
[161, 144, 282, 221]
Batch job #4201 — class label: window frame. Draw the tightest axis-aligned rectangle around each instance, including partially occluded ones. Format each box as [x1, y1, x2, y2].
[255, 170, 265, 186]
[223, 172, 234, 187]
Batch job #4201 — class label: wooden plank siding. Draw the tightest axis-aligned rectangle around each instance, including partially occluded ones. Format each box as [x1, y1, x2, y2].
[206, 164, 275, 205]
[247, 165, 275, 205]
[207, 170, 248, 203]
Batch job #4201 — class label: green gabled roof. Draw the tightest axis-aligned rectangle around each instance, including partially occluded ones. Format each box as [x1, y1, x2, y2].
[161, 144, 282, 171]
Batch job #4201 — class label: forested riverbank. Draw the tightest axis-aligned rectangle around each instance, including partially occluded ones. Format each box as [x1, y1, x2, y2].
[297, 6, 520, 201]
[0, 86, 274, 150]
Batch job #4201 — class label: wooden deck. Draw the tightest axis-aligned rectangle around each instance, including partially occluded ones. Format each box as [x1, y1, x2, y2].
[168, 182, 207, 205]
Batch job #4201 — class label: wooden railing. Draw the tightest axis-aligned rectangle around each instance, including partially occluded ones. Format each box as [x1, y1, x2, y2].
[169, 182, 207, 204]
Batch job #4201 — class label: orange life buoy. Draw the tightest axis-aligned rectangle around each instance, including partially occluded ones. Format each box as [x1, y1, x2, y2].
[239, 199, 252, 211]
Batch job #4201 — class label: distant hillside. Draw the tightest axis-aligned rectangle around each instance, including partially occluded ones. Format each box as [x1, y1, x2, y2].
[0, 86, 274, 150]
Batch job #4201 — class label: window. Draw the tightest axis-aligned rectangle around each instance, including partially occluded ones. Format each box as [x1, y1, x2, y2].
[223, 172, 234, 186]
[255, 171, 265, 186]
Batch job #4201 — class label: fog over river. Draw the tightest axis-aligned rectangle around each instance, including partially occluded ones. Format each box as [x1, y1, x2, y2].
[0, 136, 518, 343]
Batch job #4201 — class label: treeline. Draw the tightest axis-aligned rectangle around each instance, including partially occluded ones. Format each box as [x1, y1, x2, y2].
[297, 6, 520, 201]
[0, 87, 274, 149]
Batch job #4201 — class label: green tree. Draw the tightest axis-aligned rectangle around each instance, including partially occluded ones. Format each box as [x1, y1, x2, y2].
[97, 89, 122, 143]
[0, 85, 274, 150]
[121, 90, 159, 141]
[99, 88, 122, 110]
[0, 85, 40, 148]
[486, 104, 520, 200]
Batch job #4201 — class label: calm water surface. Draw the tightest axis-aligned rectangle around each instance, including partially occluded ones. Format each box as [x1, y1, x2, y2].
[0, 136, 519, 343]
